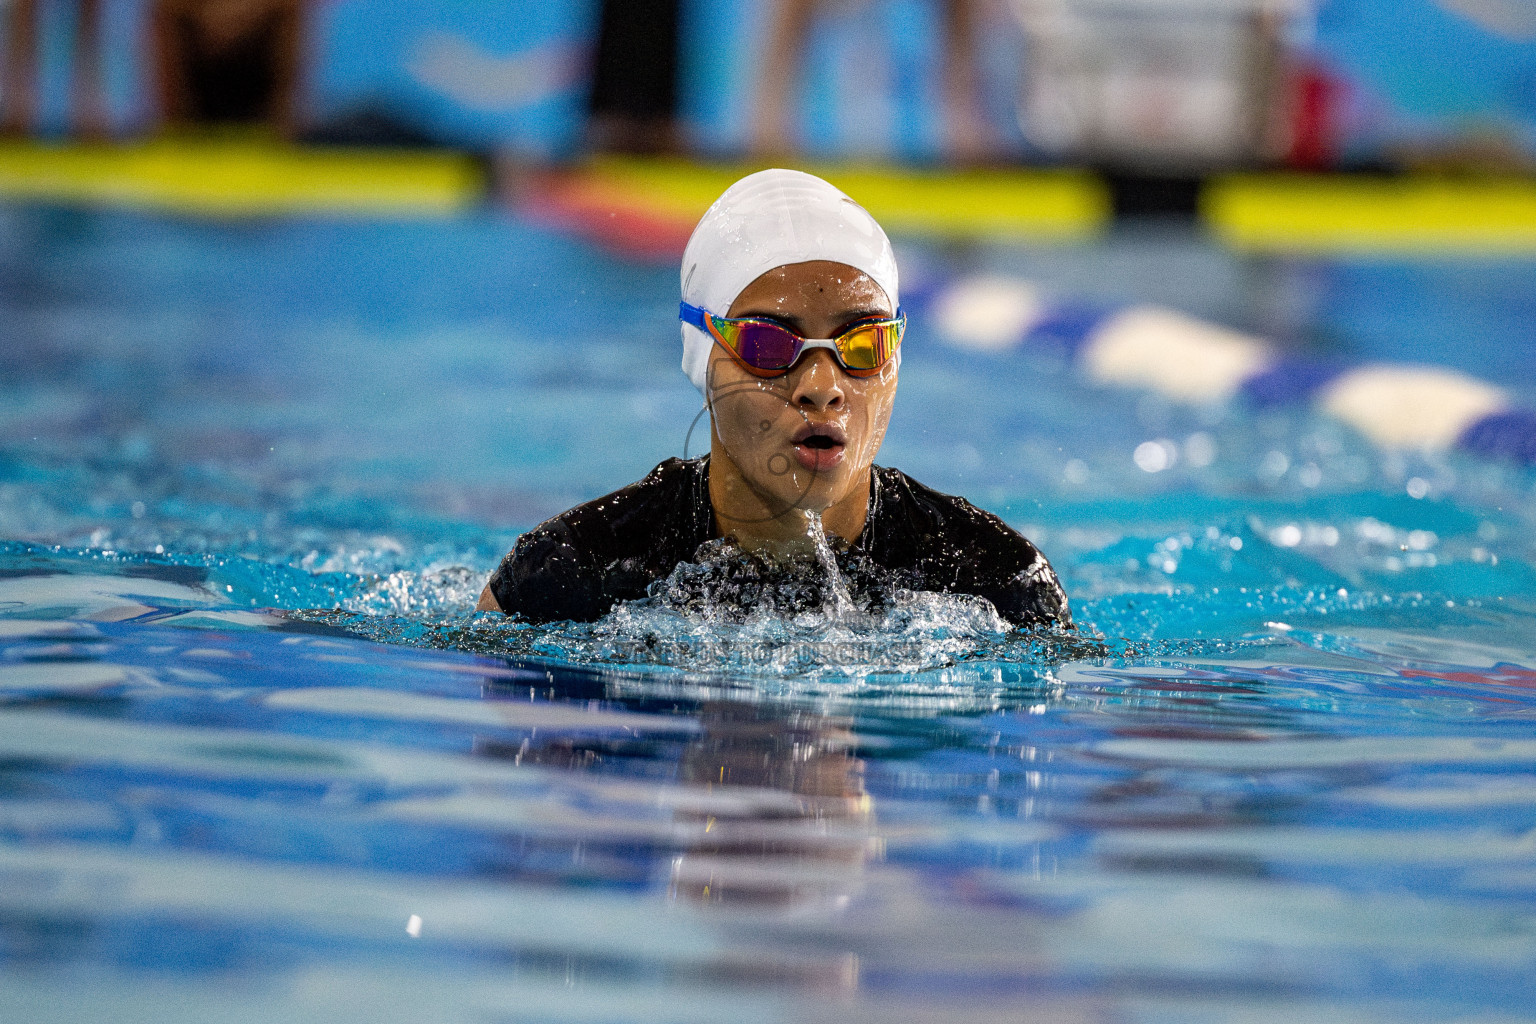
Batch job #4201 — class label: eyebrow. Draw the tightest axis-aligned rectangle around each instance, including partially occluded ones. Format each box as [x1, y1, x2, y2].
[731, 308, 893, 334]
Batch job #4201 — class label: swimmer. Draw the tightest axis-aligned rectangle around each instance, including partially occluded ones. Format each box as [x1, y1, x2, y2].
[477, 169, 1071, 628]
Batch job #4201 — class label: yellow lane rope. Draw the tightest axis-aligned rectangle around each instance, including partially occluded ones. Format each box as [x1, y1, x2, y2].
[1207, 174, 1536, 253]
[0, 138, 484, 217]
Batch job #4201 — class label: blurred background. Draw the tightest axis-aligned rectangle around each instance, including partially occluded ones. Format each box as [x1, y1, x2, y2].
[2, 0, 1535, 195]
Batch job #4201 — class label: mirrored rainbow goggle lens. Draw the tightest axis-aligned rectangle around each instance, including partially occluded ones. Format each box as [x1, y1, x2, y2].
[705, 313, 903, 376]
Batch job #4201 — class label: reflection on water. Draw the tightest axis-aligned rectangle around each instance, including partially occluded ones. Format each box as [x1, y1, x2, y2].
[2, 566, 1535, 1021]
[670, 703, 873, 918]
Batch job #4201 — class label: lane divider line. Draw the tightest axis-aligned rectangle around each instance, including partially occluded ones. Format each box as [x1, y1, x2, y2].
[924, 275, 1534, 464]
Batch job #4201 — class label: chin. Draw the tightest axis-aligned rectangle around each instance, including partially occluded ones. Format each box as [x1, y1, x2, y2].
[796, 473, 854, 513]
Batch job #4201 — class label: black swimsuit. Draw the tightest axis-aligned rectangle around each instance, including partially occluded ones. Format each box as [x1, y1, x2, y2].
[489, 457, 1072, 628]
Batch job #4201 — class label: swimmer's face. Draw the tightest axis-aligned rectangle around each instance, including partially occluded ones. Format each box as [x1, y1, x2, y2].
[708, 260, 898, 519]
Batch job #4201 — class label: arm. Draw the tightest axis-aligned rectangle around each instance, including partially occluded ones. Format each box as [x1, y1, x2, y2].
[475, 584, 502, 613]
[949, 505, 1073, 629]
[994, 547, 1073, 630]
[481, 521, 604, 623]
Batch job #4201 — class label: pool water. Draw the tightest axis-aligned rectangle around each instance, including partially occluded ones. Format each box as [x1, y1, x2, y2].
[3, 203, 1536, 1022]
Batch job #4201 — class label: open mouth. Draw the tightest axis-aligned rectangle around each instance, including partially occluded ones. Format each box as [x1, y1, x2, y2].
[791, 423, 848, 471]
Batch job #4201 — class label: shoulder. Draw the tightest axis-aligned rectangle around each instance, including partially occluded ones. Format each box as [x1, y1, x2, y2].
[554, 456, 707, 539]
[870, 465, 1017, 548]
[489, 457, 709, 622]
[869, 466, 1072, 629]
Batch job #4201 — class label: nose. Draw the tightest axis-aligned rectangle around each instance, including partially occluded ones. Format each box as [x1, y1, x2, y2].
[789, 350, 845, 412]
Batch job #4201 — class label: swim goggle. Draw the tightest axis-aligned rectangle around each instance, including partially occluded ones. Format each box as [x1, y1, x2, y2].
[680, 301, 904, 378]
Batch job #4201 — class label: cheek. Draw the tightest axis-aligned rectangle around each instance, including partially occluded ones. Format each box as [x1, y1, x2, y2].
[707, 355, 797, 454]
[713, 391, 799, 452]
[848, 374, 897, 456]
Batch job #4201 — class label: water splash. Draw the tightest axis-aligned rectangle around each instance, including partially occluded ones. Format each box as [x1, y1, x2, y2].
[556, 530, 1023, 676]
[807, 511, 858, 621]
[289, 534, 1269, 692]
[342, 564, 485, 618]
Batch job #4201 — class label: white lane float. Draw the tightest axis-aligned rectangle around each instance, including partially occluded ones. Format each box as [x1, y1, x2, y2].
[925, 275, 1536, 464]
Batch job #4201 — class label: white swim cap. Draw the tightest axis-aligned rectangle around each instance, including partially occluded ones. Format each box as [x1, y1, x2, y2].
[679, 169, 900, 393]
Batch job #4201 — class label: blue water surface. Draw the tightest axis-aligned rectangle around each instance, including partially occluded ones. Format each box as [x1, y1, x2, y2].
[3, 203, 1536, 1023]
